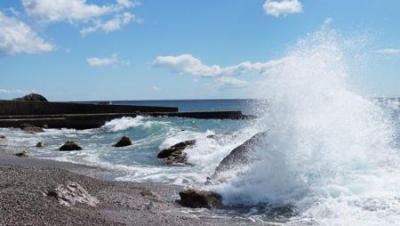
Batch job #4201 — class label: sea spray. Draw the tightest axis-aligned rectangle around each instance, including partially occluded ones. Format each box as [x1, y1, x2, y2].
[214, 23, 400, 225]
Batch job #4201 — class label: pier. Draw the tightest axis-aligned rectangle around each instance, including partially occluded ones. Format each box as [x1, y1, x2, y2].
[0, 99, 254, 129]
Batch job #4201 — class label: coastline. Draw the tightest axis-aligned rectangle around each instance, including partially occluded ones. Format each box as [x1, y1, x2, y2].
[0, 146, 265, 226]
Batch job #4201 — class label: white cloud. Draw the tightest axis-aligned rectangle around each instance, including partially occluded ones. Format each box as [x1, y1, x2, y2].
[22, 0, 140, 35]
[153, 54, 285, 77]
[263, 0, 303, 17]
[216, 77, 249, 87]
[81, 12, 138, 36]
[87, 53, 118, 66]
[0, 11, 54, 55]
[376, 48, 400, 55]
[151, 86, 160, 91]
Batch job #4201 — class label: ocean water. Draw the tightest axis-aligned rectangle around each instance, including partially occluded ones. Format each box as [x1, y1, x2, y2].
[2, 24, 400, 225]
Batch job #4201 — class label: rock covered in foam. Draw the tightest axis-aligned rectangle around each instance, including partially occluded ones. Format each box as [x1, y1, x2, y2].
[157, 140, 196, 164]
[209, 132, 266, 183]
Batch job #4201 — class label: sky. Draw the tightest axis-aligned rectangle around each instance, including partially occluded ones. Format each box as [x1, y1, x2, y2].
[1, 0, 400, 101]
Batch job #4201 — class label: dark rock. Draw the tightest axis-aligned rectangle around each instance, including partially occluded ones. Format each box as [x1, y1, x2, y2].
[59, 141, 82, 151]
[45, 182, 99, 207]
[20, 124, 44, 133]
[178, 189, 222, 209]
[0, 135, 6, 139]
[13, 93, 48, 102]
[157, 140, 196, 164]
[113, 136, 132, 147]
[14, 151, 29, 157]
[209, 132, 266, 182]
[36, 142, 45, 148]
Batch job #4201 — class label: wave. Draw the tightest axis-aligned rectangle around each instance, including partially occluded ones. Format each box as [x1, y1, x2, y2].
[213, 20, 400, 225]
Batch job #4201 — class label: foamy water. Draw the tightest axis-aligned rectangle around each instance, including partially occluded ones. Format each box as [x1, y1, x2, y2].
[211, 22, 400, 225]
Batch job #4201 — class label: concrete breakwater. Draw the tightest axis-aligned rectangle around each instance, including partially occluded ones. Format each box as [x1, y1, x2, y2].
[0, 100, 253, 129]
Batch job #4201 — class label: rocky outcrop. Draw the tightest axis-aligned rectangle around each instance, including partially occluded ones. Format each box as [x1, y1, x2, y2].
[157, 140, 196, 164]
[13, 93, 48, 102]
[113, 136, 132, 147]
[20, 124, 44, 133]
[45, 182, 99, 207]
[178, 189, 222, 209]
[209, 132, 266, 182]
[59, 141, 82, 151]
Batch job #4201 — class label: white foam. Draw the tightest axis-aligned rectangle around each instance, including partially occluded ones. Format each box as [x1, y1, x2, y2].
[214, 21, 400, 225]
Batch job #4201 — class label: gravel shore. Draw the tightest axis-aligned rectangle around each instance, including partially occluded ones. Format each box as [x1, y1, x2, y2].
[0, 146, 260, 226]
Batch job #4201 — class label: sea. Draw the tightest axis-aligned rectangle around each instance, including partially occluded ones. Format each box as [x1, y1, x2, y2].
[2, 24, 400, 225]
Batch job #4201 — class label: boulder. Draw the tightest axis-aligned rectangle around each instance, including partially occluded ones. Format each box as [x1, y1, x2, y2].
[178, 189, 222, 209]
[209, 132, 266, 182]
[157, 140, 196, 164]
[113, 136, 132, 147]
[13, 93, 48, 102]
[14, 150, 29, 157]
[59, 141, 82, 151]
[20, 124, 44, 133]
[0, 135, 6, 139]
[45, 182, 99, 207]
[36, 142, 45, 148]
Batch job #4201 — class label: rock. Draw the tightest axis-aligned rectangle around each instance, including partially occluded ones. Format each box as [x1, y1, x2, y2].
[178, 189, 222, 209]
[140, 188, 162, 201]
[36, 142, 45, 148]
[13, 93, 48, 102]
[45, 182, 99, 207]
[209, 132, 266, 182]
[15, 151, 29, 157]
[157, 140, 196, 164]
[59, 141, 82, 151]
[113, 136, 132, 147]
[20, 124, 44, 133]
[0, 135, 6, 139]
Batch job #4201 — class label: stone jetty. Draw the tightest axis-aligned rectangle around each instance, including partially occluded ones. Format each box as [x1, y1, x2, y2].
[0, 94, 254, 129]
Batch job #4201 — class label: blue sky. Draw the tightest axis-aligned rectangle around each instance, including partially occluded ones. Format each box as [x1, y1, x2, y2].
[1, 0, 400, 101]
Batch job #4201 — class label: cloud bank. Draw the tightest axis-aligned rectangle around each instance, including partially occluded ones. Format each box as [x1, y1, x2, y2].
[0, 11, 54, 55]
[263, 0, 303, 17]
[153, 54, 284, 77]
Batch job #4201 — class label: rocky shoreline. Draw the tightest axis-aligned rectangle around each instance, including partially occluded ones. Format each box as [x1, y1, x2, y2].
[0, 146, 269, 226]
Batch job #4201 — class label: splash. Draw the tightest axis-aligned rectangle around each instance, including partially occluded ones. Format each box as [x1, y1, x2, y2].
[216, 22, 400, 225]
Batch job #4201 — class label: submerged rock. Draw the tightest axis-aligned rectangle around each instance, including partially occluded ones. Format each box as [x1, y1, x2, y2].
[113, 136, 132, 147]
[0, 135, 6, 139]
[209, 132, 267, 182]
[13, 93, 48, 102]
[59, 141, 82, 151]
[157, 140, 196, 164]
[45, 182, 99, 207]
[36, 142, 45, 148]
[178, 189, 222, 209]
[20, 124, 44, 133]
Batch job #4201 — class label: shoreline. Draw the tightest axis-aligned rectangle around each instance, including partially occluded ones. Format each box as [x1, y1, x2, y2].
[0, 146, 267, 226]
